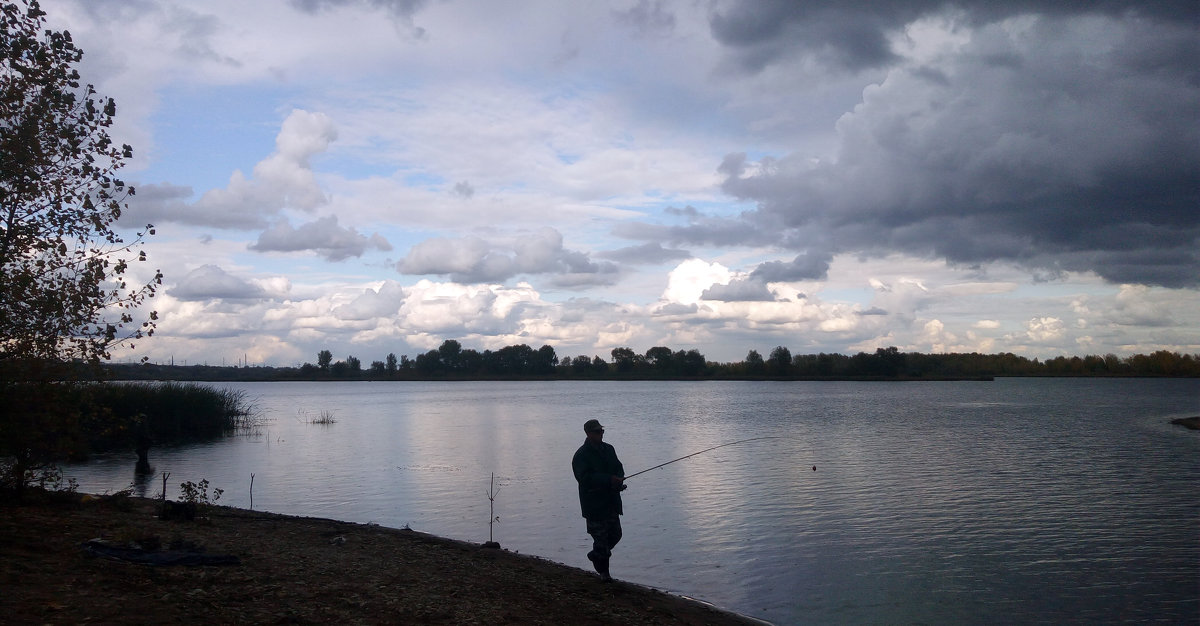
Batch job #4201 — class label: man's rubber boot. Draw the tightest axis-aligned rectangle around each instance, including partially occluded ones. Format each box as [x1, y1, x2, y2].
[597, 557, 612, 582]
[587, 550, 612, 581]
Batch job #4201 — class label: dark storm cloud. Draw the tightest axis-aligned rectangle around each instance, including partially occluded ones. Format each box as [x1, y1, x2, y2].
[612, 214, 776, 247]
[750, 251, 831, 282]
[701, 278, 777, 302]
[710, 2, 913, 71]
[709, 0, 1200, 72]
[614, 203, 777, 248]
[597, 242, 692, 265]
[706, 12, 1200, 288]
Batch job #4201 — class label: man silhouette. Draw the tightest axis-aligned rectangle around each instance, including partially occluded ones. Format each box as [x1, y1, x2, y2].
[571, 419, 626, 581]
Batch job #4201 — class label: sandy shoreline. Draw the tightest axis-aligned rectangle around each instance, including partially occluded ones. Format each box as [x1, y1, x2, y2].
[1, 491, 765, 625]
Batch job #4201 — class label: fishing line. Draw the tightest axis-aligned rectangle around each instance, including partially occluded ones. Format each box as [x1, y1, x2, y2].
[623, 436, 790, 481]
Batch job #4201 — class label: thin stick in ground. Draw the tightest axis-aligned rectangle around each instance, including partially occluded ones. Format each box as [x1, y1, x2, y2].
[484, 472, 501, 548]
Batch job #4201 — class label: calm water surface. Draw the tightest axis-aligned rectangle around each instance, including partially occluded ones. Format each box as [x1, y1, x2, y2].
[66, 378, 1199, 625]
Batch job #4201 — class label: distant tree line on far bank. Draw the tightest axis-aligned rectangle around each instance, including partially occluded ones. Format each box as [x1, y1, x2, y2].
[106, 342, 1200, 381]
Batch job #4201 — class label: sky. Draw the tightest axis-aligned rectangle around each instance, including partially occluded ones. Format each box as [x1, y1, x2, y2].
[38, 0, 1200, 366]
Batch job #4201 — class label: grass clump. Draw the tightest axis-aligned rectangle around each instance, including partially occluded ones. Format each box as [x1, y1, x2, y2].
[83, 382, 257, 451]
[1, 380, 256, 496]
[299, 409, 337, 425]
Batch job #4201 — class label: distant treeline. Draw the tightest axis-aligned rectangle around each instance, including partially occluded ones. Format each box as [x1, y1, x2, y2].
[106, 342, 1200, 381]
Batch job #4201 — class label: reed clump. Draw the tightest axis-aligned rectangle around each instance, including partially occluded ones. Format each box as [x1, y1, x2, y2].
[80, 382, 258, 454]
[299, 409, 337, 425]
[1, 381, 256, 494]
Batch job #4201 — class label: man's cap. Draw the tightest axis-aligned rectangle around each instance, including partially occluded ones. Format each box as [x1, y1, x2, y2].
[583, 419, 604, 433]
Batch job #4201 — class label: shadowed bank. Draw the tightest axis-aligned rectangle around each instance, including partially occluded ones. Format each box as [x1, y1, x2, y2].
[0, 491, 764, 625]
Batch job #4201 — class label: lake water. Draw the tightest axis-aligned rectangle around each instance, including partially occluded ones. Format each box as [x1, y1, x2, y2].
[65, 378, 1199, 625]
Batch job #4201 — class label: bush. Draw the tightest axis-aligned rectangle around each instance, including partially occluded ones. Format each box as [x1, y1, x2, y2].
[83, 382, 256, 450]
[1, 381, 255, 493]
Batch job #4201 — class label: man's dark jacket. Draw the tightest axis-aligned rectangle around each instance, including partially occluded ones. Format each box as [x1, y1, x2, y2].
[572, 439, 624, 520]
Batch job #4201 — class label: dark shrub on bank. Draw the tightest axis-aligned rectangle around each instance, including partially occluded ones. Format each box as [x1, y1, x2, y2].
[80, 382, 255, 454]
[1, 381, 253, 493]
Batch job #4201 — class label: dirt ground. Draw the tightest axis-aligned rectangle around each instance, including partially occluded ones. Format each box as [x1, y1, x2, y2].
[0, 491, 764, 625]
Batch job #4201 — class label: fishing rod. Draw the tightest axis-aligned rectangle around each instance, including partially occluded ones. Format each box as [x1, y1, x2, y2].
[623, 436, 786, 481]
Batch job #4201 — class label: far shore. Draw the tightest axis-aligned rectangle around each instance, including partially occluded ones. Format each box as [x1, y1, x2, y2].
[1, 491, 765, 625]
